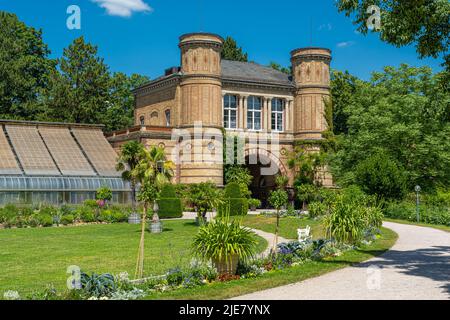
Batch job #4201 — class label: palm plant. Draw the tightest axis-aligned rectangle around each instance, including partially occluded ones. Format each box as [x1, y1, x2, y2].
[115, 141, 144, 214]
[132, 146, 175, 222]
[187, 182, 223, 224]
[126, 145, 174, 280]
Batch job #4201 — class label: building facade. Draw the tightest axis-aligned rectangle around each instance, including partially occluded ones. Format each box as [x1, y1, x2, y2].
[107, 33, 332, 203]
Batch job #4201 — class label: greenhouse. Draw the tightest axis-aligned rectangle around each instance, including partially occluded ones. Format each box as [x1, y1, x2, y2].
[0, 120, 131, 206]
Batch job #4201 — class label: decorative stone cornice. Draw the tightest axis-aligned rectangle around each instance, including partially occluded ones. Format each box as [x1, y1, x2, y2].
[134, 75, 181, 96]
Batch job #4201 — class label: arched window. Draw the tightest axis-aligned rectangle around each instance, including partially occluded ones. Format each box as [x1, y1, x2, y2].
[139, 116, 145, 126]
[271, 98, 284, 131]
[165, 109, 171, 127]
[247, 96, 262, 130]
[223, 94, 237, 129]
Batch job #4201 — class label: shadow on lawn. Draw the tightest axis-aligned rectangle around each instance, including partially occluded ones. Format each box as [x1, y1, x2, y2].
[354, 245, 450, 294]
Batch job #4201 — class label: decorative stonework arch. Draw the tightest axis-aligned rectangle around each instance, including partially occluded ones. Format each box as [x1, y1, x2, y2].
[244, 148, 288, 176]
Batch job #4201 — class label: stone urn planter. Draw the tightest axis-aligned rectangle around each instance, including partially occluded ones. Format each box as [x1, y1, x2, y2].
[128, 212, 141, 225]
[213, 255, 239, 275]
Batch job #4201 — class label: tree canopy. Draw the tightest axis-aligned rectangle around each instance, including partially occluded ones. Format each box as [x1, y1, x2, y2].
[335, 0, 450, 70]
[221, 36, 248, 62]
[330, 65, 450, 192]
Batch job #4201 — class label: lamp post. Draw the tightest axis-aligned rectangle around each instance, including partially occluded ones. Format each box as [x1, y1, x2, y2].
[415, 185, 421, 223]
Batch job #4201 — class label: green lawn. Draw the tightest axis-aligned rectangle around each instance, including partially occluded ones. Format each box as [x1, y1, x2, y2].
[236, 215, 326, 239]
[145, 226, 398, 300]
[384, 218, 450, 233]
[0, 220, 267, 296]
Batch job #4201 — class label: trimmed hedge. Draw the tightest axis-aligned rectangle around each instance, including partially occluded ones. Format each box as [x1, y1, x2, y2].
[218, 183, 248, 217]
[157, 184, 183, 219]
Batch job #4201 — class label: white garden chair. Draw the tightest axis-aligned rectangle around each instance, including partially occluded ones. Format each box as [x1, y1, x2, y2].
[297, 225, 312, 242]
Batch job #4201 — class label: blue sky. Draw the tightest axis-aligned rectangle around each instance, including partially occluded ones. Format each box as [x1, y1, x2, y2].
[1, 0, 444, 80]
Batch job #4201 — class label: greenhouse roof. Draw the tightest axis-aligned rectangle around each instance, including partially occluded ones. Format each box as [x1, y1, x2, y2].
[0, 120, 128, 192]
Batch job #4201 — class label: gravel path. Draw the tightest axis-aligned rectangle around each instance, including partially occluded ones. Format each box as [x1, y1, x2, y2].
[232, 221, 450, 300]
[249, 228, 292, 257]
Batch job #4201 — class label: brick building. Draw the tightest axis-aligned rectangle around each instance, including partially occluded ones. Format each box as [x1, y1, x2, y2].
[107, 33, 332, 204]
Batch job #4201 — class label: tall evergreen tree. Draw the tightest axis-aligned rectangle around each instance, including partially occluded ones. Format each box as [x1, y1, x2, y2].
[0, 11, 55, 120]
[221, 36, 248, 62]
[43, 36, 110, 124]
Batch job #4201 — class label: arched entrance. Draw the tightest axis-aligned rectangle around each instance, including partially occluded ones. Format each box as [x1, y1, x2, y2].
[244, 149, 288, 208]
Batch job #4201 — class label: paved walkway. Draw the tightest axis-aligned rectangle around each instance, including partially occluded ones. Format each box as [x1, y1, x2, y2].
[250, 228, 291, 257]
[232, 221, 450, 300]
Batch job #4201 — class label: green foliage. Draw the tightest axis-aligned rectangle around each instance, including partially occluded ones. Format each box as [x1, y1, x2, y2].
[157, 184, 183, 218]
[157, 199, 183, 219]
[335, 0, 450, 71]
[219, 183, 248, 216]
[60, 214, 74, 226]
[268, 62, 291, 75]
[308, 202, 328, 218]
[323, 189, 383, 244]
[355, 151, 408, 200]
[221, 36, 248, 62]
[384, 200, 450, 226]
[248, 198, 261, 209]
[224, 166, 252, 198]
[166, 268, 184, 287]
[0, 12, 55, 120]
[269, 190, 289, 211]
[275, 175, 289, 190]
[187, 182, 223, 218]
[331, 65, 450, 191]
[80, 272, 116, 298]
[96, 186, 113, 201]
[331, 69, 359, 135]
[38, 214, 53, 227]
[192, 218, 257, 263]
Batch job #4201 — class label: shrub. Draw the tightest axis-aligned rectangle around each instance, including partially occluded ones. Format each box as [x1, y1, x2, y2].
[98, 210, 114, 223]
[76, 206, 96, 223]
[248, 199, 261, 210]
[218, 183, 248, 216]
[166, 267, 184, 287]
[308, 201, 327, 218]
[38, 214, 54, 227]
[96, 186, 113, 202]
[355, 152, 408, 200]
[61, 214, 75, 226]
[384, 201, 450, 226]
[0, 204, 20, 224]
[111, 210, 128, 223]
[157, 184, 183, 219]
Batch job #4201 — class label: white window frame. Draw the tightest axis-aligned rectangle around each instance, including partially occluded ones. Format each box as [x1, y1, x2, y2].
[271, 98, 284, 132]
[247, 96, 262, 131]
[223, 94, 238, 129]
[165, 109, 171, 127]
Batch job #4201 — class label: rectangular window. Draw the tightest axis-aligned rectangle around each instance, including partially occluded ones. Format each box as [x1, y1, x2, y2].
[247, 96, 262, 130]
[271, 99, 284, 132]
[224, 94, 237, 129]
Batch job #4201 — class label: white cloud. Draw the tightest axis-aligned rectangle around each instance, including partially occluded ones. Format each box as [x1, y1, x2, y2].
[92, 0, 153, 17]
[336, 41, 355, 48]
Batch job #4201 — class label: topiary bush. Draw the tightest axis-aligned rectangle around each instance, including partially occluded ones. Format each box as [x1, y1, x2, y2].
[157, 184, 183, 219]
[218, 183, 248, 217]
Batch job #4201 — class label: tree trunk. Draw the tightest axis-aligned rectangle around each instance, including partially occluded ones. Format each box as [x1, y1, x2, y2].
[135, 202, 147, 279]
[131, 180, 137, 213]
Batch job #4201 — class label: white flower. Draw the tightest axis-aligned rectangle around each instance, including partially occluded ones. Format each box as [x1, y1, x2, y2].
[88, 296, 98, 300]
[3, 290, 20, 300]
[116, 272, 130, 282]
[100, 296, 109, 300]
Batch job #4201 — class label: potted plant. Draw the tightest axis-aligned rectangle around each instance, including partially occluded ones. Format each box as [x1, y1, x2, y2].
[192, 216, 257, 275]
[248, 198, 261, 212]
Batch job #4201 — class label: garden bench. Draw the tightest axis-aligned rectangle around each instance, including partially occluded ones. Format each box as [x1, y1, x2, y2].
[297, 225, 312, 242]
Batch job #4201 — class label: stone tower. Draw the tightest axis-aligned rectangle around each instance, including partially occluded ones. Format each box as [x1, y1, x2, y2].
[178, 33, 224, 185]
[291, 48, 332, 140]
